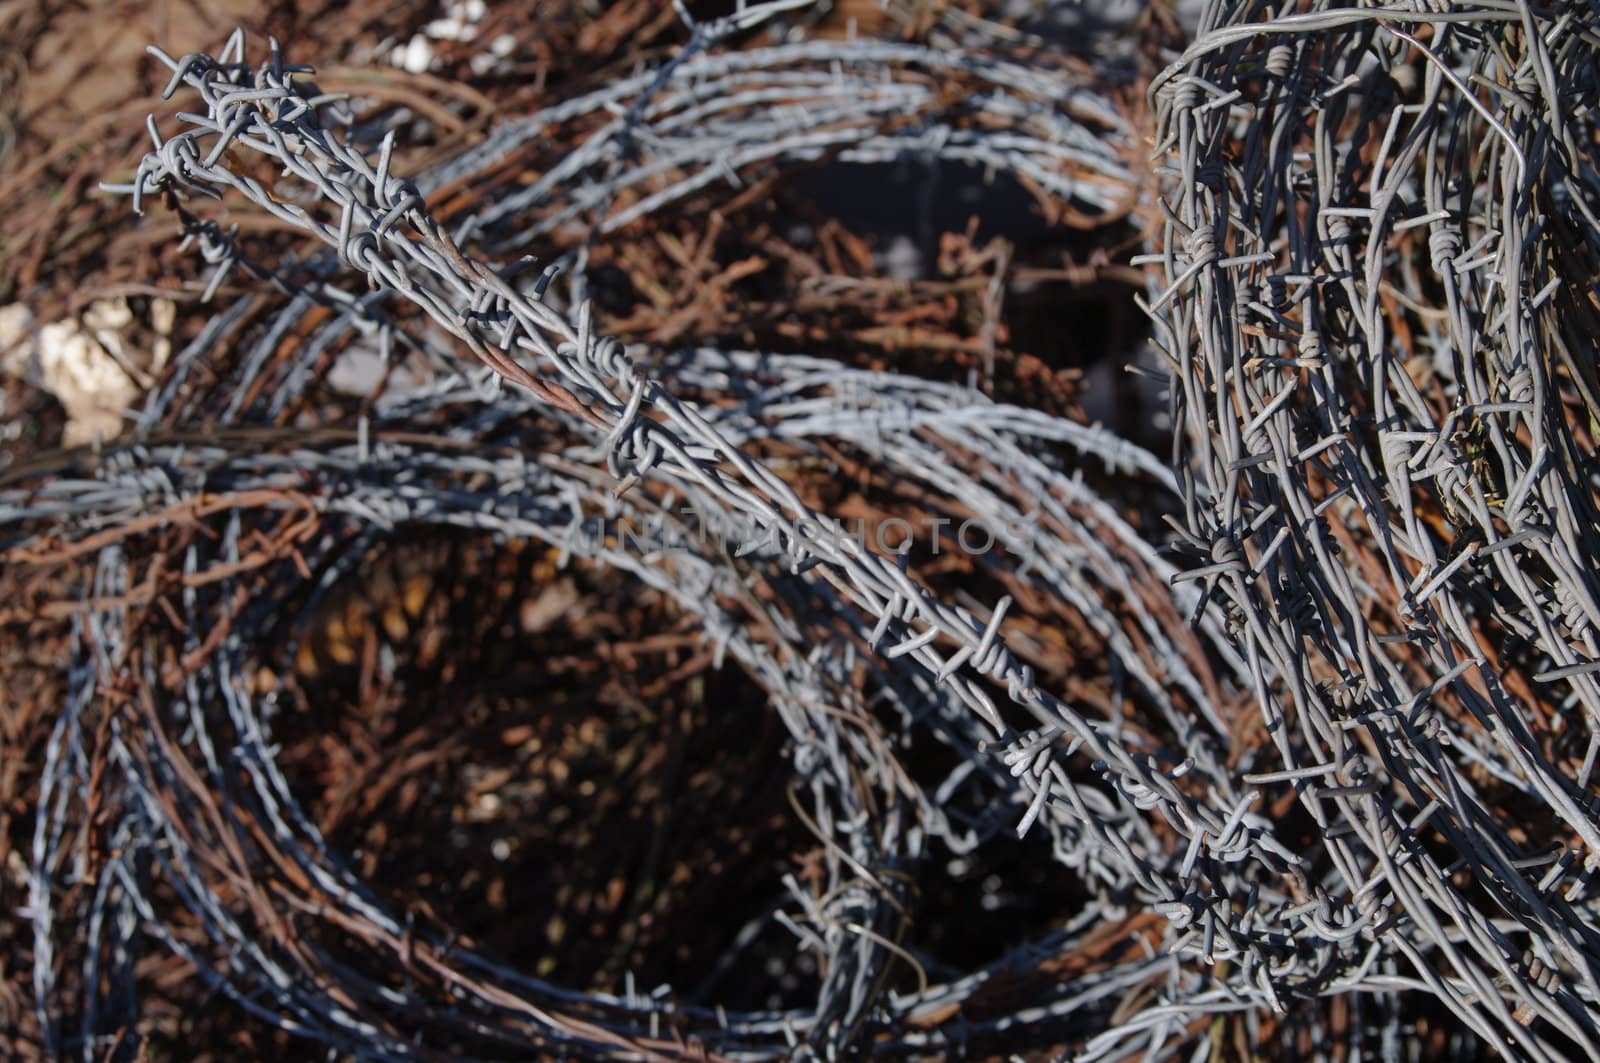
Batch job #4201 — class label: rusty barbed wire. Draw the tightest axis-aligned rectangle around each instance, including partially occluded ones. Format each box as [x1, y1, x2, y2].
[9, 343, 1256, 1058]
[9, 9, 1256, 1059]
[5, 0, 1600, 1058]
[1147, 0, 1600, 1059]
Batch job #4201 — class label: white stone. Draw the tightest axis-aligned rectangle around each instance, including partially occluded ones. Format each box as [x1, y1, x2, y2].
[391, 36, 435, 73]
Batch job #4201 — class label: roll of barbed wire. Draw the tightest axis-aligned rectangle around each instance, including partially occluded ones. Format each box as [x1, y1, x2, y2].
[15, 0, 1600, 1057]
[1148, 0, 1600, 1058]
[11, 340, 1262, 1058]
[123, 19, 1141, 432]
[426, 37, 1135, 247]
[5, 10, 1284, 1061]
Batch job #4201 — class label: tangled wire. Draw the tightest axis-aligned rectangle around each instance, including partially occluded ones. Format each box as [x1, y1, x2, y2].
[4, 0, 1600, 1059]
[1149, 0, 1600, 1058]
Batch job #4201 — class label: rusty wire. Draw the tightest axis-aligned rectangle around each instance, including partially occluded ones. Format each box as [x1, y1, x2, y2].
[9, 9, 1259, 1060]
[1147, 0, 1600, 1059]
[6, 0, 1600, 1059]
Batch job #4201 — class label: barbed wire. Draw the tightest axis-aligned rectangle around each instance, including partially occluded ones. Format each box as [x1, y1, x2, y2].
[5, 0, 1600, 1057]
[95, 14, 1344, 989]
[1148, 0, 1600, 1058]
[11, 343, 1255, 1058]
